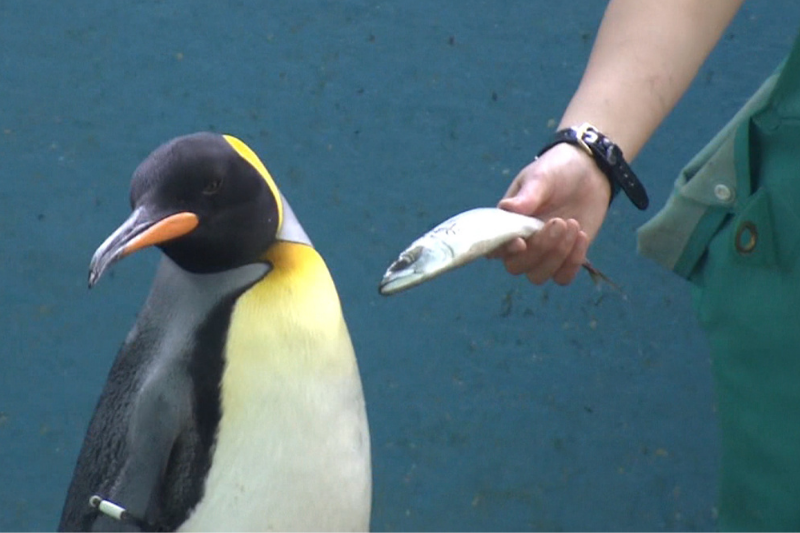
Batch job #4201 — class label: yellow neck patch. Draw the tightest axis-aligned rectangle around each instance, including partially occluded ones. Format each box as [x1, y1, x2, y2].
[223, 241, 355, 382]
[222, 134, 284, 229]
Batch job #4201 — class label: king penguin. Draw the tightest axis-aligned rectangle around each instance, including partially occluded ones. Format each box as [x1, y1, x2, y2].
[58, 132, 371, 532]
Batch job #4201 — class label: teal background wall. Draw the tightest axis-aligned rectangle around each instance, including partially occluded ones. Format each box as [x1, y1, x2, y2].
[2, 1, 799, 530]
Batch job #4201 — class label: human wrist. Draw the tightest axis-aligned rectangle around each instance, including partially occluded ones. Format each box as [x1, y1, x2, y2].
[537, 123, 649, 210]
[560, 143, 613, 205]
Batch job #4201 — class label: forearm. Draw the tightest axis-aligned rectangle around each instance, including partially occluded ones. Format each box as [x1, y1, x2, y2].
[559, 0, 744, 160]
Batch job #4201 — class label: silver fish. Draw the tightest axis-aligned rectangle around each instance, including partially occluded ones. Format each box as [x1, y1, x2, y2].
[378, 207, 617, 295]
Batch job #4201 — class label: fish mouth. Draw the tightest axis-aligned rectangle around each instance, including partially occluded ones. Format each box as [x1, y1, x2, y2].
[378, 272, 427, 296]
[378, 246, 425, 295]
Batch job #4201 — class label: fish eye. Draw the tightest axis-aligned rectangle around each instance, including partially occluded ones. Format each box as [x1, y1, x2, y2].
[202, 178, 223, 196]
[390, 246, 422, 272]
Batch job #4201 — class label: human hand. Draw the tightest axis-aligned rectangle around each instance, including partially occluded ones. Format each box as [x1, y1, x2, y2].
[494, 142, 612, 285]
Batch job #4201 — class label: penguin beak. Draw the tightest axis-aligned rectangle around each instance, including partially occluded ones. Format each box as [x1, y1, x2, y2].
[89, 208, 200, 288]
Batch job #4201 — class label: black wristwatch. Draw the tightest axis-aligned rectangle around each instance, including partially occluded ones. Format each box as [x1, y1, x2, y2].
[537, 123, 649, 210]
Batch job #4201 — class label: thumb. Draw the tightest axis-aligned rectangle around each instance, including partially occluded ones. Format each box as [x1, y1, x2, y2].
[498, 176, 550, 215]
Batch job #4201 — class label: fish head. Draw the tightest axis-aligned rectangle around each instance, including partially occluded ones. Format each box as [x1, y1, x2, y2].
[378, 238, 452, 295]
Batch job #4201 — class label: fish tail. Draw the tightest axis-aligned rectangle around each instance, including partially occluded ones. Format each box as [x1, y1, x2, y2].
[582, 261, 625, 295]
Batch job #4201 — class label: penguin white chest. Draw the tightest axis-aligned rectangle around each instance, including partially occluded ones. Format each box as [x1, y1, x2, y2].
[179, 245, 371, 532]
[179, 368, 370, 532]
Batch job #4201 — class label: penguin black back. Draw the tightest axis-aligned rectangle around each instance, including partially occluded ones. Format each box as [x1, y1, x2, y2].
[59, 282, 255, 531]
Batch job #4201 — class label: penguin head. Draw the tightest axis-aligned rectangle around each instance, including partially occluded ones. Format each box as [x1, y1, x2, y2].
[89, 132, 283, 287]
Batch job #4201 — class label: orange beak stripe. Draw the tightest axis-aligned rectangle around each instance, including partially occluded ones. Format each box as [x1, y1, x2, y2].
[122, 211, 200, 257]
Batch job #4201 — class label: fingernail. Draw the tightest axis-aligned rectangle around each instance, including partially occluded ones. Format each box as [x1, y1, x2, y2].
[550, 222, 562, 238]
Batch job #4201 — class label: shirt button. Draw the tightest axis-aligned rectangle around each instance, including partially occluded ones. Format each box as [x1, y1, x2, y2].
[714, 184, 733, 203]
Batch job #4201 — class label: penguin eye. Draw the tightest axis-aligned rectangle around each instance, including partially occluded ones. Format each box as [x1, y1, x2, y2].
[202, 178, 223, 196]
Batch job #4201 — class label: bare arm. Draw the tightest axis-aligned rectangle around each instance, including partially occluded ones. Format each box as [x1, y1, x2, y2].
[562, 0, 745, 159]
[497, 0, 745, 285]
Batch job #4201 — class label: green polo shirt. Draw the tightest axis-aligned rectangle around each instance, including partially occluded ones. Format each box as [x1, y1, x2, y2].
[638, 33, 800, 531]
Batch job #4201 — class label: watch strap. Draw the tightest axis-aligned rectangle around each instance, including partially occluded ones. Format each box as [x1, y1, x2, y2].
[538, 123, 649, 210]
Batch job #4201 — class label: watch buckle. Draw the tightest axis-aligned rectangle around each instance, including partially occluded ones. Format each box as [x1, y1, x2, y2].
[572, 122, 599, 157]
